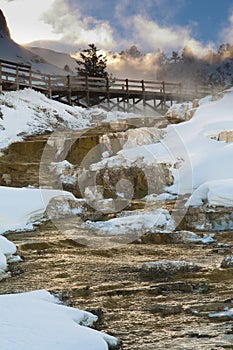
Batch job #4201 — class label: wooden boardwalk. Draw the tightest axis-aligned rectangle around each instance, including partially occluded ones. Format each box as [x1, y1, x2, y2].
[0, 59, 215, 112]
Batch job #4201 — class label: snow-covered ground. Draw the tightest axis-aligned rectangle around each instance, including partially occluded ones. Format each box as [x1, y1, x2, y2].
[0, 89, 138, 151]
[0, 289, 118, 350]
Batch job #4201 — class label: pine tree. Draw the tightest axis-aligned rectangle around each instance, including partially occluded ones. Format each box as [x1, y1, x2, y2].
[76, 43, 108, 78]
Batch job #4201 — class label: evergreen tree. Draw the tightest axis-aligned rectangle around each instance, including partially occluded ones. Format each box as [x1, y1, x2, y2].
[76, 43, 108, 78]
[170, 51, 180, 64]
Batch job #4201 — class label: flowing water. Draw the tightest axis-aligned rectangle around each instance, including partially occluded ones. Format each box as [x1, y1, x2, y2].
[1, 220, 233, 349]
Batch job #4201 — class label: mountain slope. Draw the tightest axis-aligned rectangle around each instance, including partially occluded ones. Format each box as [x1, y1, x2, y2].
[28, 46, 77, 73]
[0, 10, 66, 75]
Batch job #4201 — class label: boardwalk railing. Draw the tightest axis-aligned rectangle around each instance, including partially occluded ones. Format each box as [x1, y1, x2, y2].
[0, 59, 216, 109]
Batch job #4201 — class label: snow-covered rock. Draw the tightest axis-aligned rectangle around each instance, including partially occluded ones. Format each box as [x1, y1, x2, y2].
[142, 260, 200, 277]
[221, 256, 233, 269]
[0, 233, 19, 279]
[83, 208, 175, 236]
[171, 231, 215, 244]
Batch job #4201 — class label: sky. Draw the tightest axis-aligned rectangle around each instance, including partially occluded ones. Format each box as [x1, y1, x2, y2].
[1, 0, 233, 56]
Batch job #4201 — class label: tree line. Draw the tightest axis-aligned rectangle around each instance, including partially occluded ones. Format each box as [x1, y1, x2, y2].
[75, 43, 233, 86]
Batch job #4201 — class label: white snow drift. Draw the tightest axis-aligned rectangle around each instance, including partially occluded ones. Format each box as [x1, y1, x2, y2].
[0, 186, 75, 235]
[0, 289, 118, 350]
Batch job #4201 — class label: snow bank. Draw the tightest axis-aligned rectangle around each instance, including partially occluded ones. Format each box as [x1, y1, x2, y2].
[186, 179, 233, 207]
[0, 232, 19, 279]
[0, 289, 118, 350]
[84, 208, 175, 235]
[0, 186, 76, 234]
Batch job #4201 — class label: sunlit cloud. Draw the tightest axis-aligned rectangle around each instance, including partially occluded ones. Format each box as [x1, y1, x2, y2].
[42, 0, 116, 50]
[0, 0, 60, 43]
[219, 11, 233, 44]
[132, 15, 214, 57]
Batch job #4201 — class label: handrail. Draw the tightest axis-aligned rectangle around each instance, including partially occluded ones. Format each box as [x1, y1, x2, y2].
[0, 58, 31, 69]
[0, 58, 215, 102]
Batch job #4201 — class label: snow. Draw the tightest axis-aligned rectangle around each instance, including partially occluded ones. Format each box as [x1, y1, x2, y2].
[143, 192, 176, 201]
[0, 234, 19, 277]
[49, 160, 77, 185]
[0, 186, 76, 234]
[186, 179, 233, 207]
[84, 208, 175, 235]
[0, 289, 118, 350]
[0, 251, 7, 275]
[0, 89, 93, 150]
[0, 232, 19, 279]
[209, 308, 233, 319]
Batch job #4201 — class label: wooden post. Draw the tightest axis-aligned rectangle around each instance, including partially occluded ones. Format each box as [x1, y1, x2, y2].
[142, 80, 146, 106]
[106, 77, 110, 107]
[16, 65, 19, 90]
[179, 83, 182, 102]
[48, 75, 52, 99]
[0, 62, 2, 92]
[106, 77, 109, 91]
[162, 81, 166, 110]
[29, 68, 32, 89]
[85, 75, 90, 107]
[125, 78, 129, 92]
[67, 75, 71, 105]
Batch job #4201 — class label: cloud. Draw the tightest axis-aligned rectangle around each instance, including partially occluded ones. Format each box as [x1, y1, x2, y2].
[42, 0, 117, 50]
[0, 0, 59, 43]
[131, 15, 214, 57]
[219, 11, 233, 44]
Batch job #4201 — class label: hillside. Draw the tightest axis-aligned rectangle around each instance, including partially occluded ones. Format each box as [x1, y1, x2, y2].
[0, 10, 66, 75]
[27, 46, 77, 73]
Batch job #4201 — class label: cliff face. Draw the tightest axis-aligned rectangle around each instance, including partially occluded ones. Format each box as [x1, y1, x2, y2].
[0, 9, 11, 38]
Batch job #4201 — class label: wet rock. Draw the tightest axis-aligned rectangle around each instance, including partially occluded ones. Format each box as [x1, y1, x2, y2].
[141, 230, 215, 244]
[192, 99, 199, 109]
[221, 256, 233, 268]
[149, 282, 209, 295]
[86, 308, 104, 328]
[209, 308, 233, 321]
[148, 304, 183, 316]
[141, 260, 200, 278]
[46, 197, 84, 220]
[218, 130, 233, 143]
[183, 206, 233, 231]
